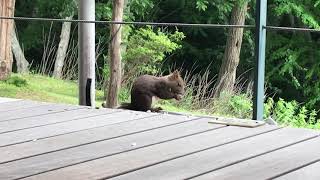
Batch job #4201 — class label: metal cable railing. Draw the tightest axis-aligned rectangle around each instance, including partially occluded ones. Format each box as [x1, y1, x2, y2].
[265, 25, 320, 33]
[0, 16, 254, 28]
[1, 16, 320, 33]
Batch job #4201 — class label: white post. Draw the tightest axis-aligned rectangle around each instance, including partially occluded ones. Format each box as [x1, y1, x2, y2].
[78, 0, 95, 107]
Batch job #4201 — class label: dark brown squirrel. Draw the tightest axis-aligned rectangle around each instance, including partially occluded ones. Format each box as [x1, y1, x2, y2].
[119, 70, 185, 112]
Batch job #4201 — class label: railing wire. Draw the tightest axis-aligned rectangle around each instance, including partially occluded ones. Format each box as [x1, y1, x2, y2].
[2, 16, 320, 33]
[0, 16, 254, 28]
[264, 25, 320, 33]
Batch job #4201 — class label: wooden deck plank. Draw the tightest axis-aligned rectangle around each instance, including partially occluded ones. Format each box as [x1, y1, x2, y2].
[112, 128, 319, 180]
[0, 119, 225, 179]
[0, 97, 21, 103]
[0, 103, 85, 122]
[275, 161, 320, 180]
[2, 100, 319, 180]
[193, 136, 320, 180]
[0, 99, 44, 112]
[0, 110, 153, 147]
[22, 125, 279, 180]
[0, 107, 118, 133]
[0, 114, 196, 163]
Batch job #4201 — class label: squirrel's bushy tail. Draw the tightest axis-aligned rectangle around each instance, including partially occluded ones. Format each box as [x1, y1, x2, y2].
[102, 102, 133, 110]
[118, 102, 134, 110]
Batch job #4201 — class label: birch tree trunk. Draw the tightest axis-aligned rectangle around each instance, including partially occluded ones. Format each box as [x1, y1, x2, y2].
[0, 0, 15, 80]
[11, 25, 29, 73]
[53, 15, 73, 78]
[214, 1, 248, 97]
[106, 0, 124, 108]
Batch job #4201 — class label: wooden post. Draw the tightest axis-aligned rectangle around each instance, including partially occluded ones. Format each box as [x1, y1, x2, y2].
[78, 0, 95, 107]
[0, 0, 15, 80]
[253, 0, 267, 120]
[106, 0, 124, 108]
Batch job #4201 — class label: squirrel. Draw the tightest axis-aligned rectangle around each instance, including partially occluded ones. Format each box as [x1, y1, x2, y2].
[102, 70, 185, 112]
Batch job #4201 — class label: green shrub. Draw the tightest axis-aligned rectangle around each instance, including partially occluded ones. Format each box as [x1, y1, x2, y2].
[212, 92, 252, 119]
[5, 76, 28, 87]
[121, 26, 185, 84]
[264, 98, 320, 129]
[229, 94, 252, 118]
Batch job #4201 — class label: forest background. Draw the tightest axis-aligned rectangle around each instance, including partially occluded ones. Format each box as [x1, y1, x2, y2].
[1, 0, 320, 128]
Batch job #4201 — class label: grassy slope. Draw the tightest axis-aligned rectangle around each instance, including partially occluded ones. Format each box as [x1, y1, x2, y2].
[0, 74, 194, 113]
[0, 73, 104, 106]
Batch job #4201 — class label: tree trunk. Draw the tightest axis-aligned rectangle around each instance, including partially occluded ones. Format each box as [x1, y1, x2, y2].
[106, 0, 124, 108]
[0, 0, 15, 80]
[53, 14, 73, 78]
[214, 1, 248, 97]
[104, 0, 129, 99]
[11, 24, 29, 73]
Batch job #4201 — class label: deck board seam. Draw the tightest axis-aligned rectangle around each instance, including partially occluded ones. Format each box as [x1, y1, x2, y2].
[100, 127, 283, 179]
[0, 101, 45, 112]
[0, 106, 87, 122]
[0, 105, 89, 123]
[0, 110, 122, 134]
[0, 103, 50, 114]
[0, 98, 23, 102]
[0, 116, 204, 164]
[267, 158, 320, 179]
[186, 134, 320, 180]
[0, 98, 23, 104]
[0, 113, 160, 148]
[14, 125, 228, 179]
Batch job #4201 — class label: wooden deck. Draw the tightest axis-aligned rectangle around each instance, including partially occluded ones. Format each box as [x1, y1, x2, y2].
[0, 97, 319, 180]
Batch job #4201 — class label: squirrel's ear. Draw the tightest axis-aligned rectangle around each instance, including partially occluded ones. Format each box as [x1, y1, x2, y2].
[172, 70, 180, 79]
[168, 70, 180, 80]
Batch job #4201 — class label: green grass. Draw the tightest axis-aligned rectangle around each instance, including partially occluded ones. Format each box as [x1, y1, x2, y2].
[0, 73, 104, 106]
[0, 74, 195, 114]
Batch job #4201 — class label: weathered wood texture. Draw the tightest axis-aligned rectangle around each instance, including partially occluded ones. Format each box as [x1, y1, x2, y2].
[0, 0, 15, 80]
[106, 0, 124, 108]
[21, 126, 279, 180]
[276, 161, 320, 180]
[0, 109, 153, 147]
[1, 119, 223, 179]
[0, 99, 41, 111]
[0, 97, 21, 103]
[112, 128, 319, 180]
[0, 98, 319, 180]
[0, 112, 193, 163]
[0, 97, 20, 103]
[0, 103, 85, 122]
[194, 137, 320, 180]
[0, 107, 119, 133]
